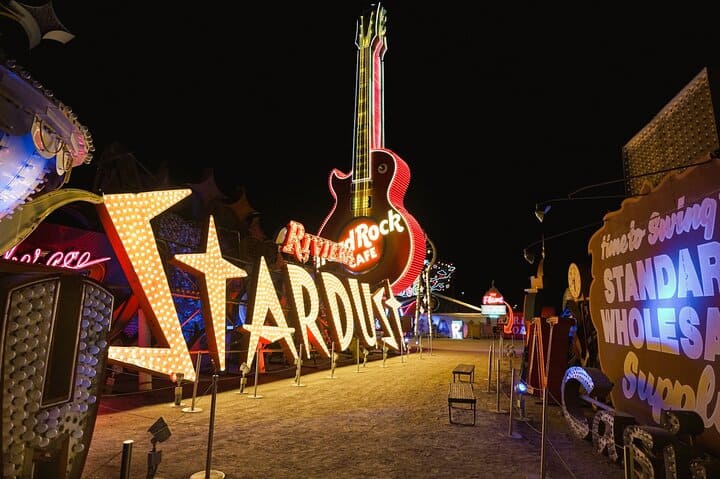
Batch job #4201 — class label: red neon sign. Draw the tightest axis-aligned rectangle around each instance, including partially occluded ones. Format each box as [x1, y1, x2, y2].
[2, 245, 111, 270]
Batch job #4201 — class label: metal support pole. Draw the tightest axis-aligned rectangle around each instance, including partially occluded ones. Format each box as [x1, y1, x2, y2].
[499, 334, 504, 366]
[539, 319, 557, 479]
[425, 269, 432, 356]
[413, 277, 421, 338]
[205, 374, 218, 477]
[507, 369, 522, 438]
[425, 235, 437, 355]
[292, 344, 305, 386]
[189, 375, 225, 479]
[327, 343, 337, 379]
[120, 439, 133, 479]
[355, 337, 362, 373]
[381, 340, 388, 368]
[492, 356, 507, 414]
[485, 341, 494, 393]
[248, 343, 263, 399]
[182, 352, 203, 413]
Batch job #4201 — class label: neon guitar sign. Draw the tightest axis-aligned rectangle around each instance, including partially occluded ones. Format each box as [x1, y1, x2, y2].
[318, 3, 425, 295]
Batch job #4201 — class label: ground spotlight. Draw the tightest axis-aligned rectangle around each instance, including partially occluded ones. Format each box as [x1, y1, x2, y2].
[515, 381, 528, 394]
[147, 417, 171, 478]
[172, 372, 184, 406]
[238, 362, 251, 394]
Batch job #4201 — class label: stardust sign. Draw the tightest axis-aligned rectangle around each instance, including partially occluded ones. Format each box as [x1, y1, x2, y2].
[97, 190, 405, 383]
[588, 157, 720, 457]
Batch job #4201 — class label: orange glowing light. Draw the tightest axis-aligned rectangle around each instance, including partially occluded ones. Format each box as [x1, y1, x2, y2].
[98, 189, 197, 381]
[284, 263, 329, 359]
[242, 256, 298, 370]
[171, 215, 247, 372]
[375, 281, 404, 351]
[318, 271, 355, 351]
[348, 278, 377, 348]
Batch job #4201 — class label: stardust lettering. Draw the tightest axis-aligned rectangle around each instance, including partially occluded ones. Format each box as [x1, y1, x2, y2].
[99, 191, 405, 383]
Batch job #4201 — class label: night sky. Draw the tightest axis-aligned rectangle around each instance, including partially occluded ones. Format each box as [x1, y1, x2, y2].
[2, 1, 719, 308]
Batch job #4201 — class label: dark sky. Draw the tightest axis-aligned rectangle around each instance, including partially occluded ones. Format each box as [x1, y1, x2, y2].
[2, 1, 719, 308]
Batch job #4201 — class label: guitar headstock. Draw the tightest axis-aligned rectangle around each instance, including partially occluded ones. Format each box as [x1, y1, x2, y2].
[355, 3, 387, 49]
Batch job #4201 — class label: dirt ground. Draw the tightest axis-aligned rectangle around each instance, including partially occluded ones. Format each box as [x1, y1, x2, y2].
[80, 338, 625, 479]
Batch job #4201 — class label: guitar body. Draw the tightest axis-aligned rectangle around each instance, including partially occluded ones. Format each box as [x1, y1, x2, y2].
[318, 148, 425, 294]
[318, 4, 425, 295]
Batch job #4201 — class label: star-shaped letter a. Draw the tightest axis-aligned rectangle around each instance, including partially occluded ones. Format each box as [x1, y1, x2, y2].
[171, 215, 247, 371]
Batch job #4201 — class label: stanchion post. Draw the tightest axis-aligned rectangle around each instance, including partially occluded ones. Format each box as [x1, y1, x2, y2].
[492, 356, 507, 414]
[486, 341, 494, 393]
[182, 351, 203, 413]
[248, 343, 263, 399]
[120, 439, 133, 479]
[293, 344, 305, 387]
[189, 374, 225, 479]
[327, 343, 337, 379]
[355, 337, 362, 373]
[381, 339, 388, 368]
[507, 369, 522, 439]
[206, 374, 221, 478]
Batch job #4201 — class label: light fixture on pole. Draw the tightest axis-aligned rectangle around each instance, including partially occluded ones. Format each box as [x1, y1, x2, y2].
[522, 221, 605, 265]
[531, 157, 703, 225]
[533, 194, 628, 223]
[534, 205, 551, 223]
[523, 234, 544, 265]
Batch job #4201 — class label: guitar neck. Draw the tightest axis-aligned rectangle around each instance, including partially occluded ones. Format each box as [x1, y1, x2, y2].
[352, 4, 387, 216]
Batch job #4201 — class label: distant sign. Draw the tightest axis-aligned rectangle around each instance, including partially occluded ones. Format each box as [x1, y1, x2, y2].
[482, 282, 506, 317]
[483, 289, 504, 305]
[481, 304, 506, 317]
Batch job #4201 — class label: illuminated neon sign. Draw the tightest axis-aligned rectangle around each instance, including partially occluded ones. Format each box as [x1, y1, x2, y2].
[97, 189, 405, 382]
[482, 283, 506, 317]
[588, 157, 720, 459]
[281, 220, 355, 267]
[2, 244, 111, 270]
[339, 209, 406, 272]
